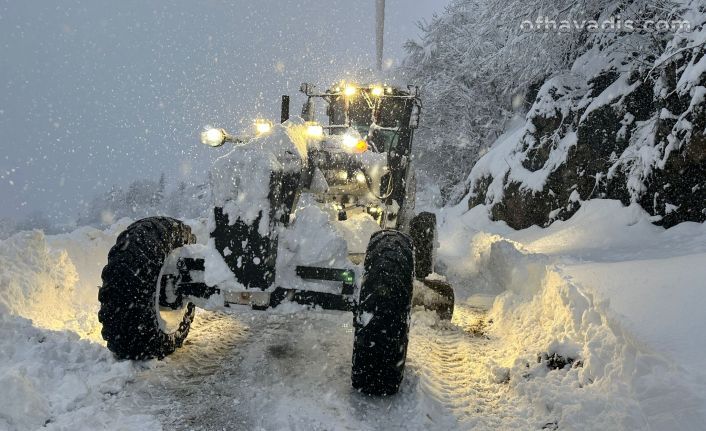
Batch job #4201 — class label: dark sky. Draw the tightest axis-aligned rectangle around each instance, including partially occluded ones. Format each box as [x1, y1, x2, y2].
[0, 0, 445, 222]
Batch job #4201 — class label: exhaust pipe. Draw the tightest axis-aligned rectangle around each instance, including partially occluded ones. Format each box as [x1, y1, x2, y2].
[281, 95, 290, 123]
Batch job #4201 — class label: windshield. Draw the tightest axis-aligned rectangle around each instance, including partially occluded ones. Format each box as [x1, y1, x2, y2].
[326, 91, 412, 153]
[369, 129, 400, 153]
[328, 125, 399, 153]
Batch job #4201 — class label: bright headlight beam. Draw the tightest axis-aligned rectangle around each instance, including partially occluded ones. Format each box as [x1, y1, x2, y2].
[342, 133, 368, 153]
[371, 86, 384, 97]
[306, 123, 324, 138]
[201, 128, 226, 147]
[343, 85, 357, 97]
[254, 120, 272, 135]
[342, 133, 358, 149]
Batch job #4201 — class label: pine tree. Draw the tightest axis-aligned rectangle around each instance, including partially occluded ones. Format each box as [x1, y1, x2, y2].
[156, 173, 166, 206]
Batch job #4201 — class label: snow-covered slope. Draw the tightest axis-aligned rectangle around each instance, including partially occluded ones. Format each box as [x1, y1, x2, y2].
[1, 202, 704, 429]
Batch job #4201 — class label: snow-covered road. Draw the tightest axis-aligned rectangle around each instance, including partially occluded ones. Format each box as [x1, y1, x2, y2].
[1, 199, 705, 430]
[123, 305, 506, 430]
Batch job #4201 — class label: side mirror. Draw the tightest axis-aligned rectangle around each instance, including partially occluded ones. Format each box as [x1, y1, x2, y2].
[299, 82, 315, 95]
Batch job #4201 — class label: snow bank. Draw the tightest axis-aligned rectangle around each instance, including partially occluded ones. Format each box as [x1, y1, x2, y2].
[566, 255, 706, 378]
[0, 316, 156, 430]
[0, 231, 79, 332]
[437, 199, 706, 428]
[0, 220, 130, 341]
[0, 221, 161, 430]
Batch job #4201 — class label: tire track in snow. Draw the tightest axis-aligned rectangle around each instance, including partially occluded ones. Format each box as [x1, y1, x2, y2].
[127, 308, 361, 430]
[405, 305, 526, 429]
[125, 310, 252, 430]
[121, 305, 526, 430]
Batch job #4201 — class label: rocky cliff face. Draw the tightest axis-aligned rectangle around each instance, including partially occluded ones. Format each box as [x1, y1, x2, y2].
[466, 6, 706, 229]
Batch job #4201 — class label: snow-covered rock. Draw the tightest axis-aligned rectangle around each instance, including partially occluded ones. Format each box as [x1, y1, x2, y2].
[464, 1, 706, 228]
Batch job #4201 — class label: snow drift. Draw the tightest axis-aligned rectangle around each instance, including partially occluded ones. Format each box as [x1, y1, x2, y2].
[437, 199, 706, 429]
[0, 220, 163, 430]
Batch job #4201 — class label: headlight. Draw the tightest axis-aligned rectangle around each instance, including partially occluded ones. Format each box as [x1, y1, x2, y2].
[371, 86, 384, 97]
[342, 133, 358, 149]
[201, 128, 226, 147]
[353, 140, 368, 153]
[343, 85, 357, 97]
[342, 133, 369, 153]
[254, 119, 273, 135]
[305, 122, 324, 138]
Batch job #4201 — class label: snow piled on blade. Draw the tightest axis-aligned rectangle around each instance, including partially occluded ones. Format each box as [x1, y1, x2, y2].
[210, 144, 281, 235]
[275, 204, 352, 293]
[0, 220, 162, 430]
[436, 199, 706, 429]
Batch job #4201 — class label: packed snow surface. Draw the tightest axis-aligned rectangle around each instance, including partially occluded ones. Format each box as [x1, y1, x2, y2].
[0, 199, 704, 429]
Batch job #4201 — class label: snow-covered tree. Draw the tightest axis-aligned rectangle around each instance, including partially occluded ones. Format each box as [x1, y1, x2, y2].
[15, 210, 54, 233]
[452, 0, 703, 228]
[402, 0, 678, 203]
[164, 181, 211, 219]
[0, 217, 16, 240]
[78, 176, 211, 227]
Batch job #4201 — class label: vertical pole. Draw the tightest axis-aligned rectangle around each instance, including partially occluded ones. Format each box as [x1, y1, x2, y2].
[375, 0, 385, 71]
[281, 95, 290, 123]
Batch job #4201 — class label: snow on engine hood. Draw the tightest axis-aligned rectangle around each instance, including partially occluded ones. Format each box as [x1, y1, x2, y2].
[209, 119, 308, 230]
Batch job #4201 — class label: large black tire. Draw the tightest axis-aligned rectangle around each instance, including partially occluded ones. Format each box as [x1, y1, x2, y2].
[410, 212, 436, 279]
[98, 217, 196, 359]
[352, 230, 414, 395]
